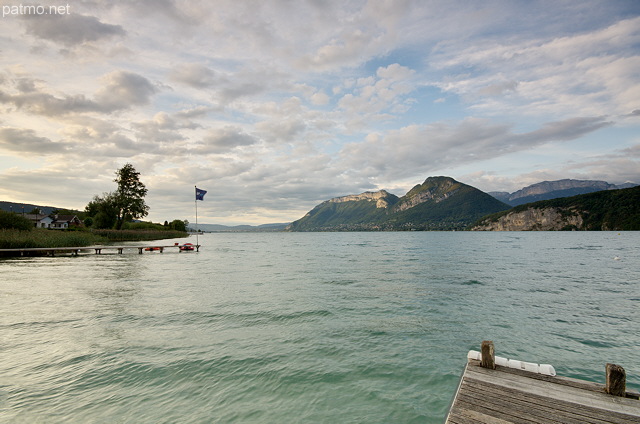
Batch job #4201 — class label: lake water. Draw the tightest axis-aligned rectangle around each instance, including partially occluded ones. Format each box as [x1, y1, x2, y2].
[1, 232, 638, 423]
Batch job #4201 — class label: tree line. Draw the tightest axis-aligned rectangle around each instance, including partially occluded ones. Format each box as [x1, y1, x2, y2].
[1, 164, 188, 232]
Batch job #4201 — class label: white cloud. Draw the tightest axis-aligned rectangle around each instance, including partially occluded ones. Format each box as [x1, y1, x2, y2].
[22, 12, 125, 47]
[338, 116, 614, 182]
[431, 16, 640, 117]
[169, 63, 217, 88]
[0, 127, 66, 154]
[0, 70, 157, 116]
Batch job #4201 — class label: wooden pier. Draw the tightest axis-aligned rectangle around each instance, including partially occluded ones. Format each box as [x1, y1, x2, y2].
[447, 341, 640, 424]
[0, 243, 200, 257]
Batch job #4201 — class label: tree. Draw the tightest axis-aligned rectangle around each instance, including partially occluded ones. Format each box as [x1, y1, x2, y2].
[169, 219, 186, 232]
[85, 192, 119, 229]
[0, 210, 32, 230]
[113, 163, 149, 230]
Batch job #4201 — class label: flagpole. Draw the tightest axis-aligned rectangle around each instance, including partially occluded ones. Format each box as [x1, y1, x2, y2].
[195, 185, 199, 247]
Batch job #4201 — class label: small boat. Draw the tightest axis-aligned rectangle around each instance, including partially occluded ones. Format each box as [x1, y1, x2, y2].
[180, 243, 195, 251]
[144, 246, 162, 251]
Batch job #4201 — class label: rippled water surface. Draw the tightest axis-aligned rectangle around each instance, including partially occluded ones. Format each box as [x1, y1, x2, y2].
[1, 232, 639, 423]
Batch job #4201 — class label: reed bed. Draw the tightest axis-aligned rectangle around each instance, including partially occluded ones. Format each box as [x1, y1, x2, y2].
[0, 229, 106, 249]
[0, 228, 187, 250]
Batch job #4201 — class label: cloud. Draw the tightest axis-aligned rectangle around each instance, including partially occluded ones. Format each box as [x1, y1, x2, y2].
[22, 13, 125, 46]
[131, 112, 200, 142]
[0, 70, 157, 116]
[337, 63, 416, 129]
[477, 80, 519, 96]
[431, 16, 640, 116]
[310, 91, 330, 105]
[517, 116, 613, 142]
[0, 127, 67, 154]
[94, 71, 158, 111]
[170, 64, 217, 88]
[0, 90, 98, 116]
[195, 126, 259, 154]
[338, 116, 614, 181]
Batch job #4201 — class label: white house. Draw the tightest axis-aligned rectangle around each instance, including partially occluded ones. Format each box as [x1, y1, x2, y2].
[24, 214, 82, 229]
[24, 214, 53, 228]
[50, 215, 82, 230]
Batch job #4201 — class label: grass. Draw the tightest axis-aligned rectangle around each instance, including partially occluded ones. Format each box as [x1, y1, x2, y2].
[0, 228, 188, 249]
[0, 228, 107, 249]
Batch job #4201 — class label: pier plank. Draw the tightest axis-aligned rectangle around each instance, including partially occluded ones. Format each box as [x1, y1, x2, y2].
[0, 244, 200, 256]
[446, 360, 640, 424]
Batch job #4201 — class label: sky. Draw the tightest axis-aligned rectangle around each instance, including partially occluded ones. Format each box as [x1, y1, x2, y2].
[1, 0, 639, 226]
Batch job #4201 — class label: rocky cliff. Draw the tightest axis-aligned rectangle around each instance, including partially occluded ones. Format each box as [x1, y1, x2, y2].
[471, 207, 584, 231]
[329, 190, 395, 208]
[393, 177, 460, 212]
[471, 185, 640, 231]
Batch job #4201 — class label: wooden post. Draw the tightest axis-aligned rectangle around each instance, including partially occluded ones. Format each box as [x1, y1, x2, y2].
[481, 340, 496, 369]
[605, 363, 626, 396]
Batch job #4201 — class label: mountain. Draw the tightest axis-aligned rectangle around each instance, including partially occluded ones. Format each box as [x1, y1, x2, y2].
[0, 201, 61, 215]
[472, 185, 640, 231]
[285, 190, 400, 231]
[287, 176, 510, 231]
[488, 179, 638, 206]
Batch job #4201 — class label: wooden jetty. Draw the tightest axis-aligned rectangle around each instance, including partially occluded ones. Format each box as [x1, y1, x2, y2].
[0, 243, 200, 257]
[446, 341, 640, 424]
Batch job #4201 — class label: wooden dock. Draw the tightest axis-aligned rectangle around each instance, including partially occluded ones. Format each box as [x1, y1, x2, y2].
[0, 243, 200, 257]
[447, 342, 640, 424]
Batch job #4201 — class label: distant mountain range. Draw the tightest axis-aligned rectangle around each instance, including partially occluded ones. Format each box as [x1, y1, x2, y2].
[3, 177, 638, 231]
[0, 201, 61, 215]
[286, 176, 509, 231]
[488, 179, 637, 206]
[286, 176, 639, 231]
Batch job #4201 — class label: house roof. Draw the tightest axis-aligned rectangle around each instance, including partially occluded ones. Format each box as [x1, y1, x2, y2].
[24, 214, 48, 221]
[53, 215, 79, 223]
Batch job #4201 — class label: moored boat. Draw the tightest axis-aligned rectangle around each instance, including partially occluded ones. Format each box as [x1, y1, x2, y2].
[180, 243, 195, 251]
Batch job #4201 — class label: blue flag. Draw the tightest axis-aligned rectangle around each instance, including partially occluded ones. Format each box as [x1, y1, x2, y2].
[195, 187, 207, 201]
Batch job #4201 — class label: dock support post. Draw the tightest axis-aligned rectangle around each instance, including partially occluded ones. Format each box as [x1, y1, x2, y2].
[605, 363, 626, 396]
[481, 340, 496, 369]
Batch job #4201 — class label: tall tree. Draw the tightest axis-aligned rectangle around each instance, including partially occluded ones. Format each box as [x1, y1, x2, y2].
[85, 192, 119, 229]
[113, 163, 149, 230]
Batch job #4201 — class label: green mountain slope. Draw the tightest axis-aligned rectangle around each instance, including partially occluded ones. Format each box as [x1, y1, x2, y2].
[384, 177, 510, 230]
[287, 177, 510, 231]
[472, 185, 640, 231]
[286, 190, 399, 231]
